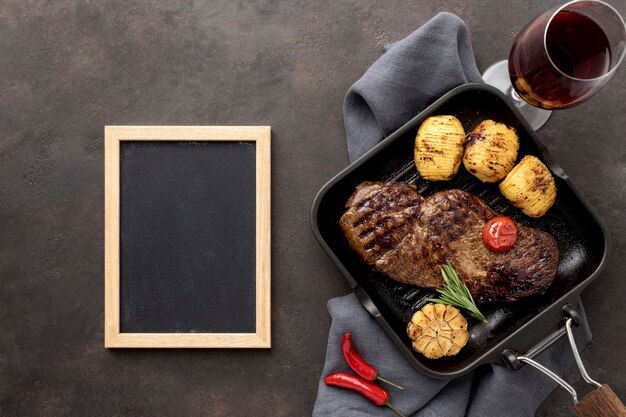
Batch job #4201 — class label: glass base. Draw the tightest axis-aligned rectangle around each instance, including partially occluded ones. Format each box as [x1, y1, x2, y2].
[482, 60, 551, 130]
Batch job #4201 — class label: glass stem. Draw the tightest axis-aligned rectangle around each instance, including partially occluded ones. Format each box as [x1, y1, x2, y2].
[508, 85, 525, 105]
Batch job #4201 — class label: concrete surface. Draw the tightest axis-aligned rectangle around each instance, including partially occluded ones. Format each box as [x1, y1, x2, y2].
[1, 0, 625, 416]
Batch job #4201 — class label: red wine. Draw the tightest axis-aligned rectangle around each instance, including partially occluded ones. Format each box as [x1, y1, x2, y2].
[509, 9, 612, 109]
[547, 10, 611, 78]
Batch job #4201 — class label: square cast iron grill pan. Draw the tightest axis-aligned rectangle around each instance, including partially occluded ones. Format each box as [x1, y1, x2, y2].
[311, 83, 610, 379]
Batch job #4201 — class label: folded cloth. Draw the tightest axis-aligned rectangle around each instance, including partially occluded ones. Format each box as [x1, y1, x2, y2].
[314, 12, 593, 417]
[313, 294, 591, 417]
[344, 12, 483, 162]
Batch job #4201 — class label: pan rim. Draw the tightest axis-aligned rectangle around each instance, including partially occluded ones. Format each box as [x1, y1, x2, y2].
[310, 83, 611, 379]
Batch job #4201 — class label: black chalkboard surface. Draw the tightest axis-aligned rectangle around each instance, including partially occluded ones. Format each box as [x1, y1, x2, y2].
[120, 141, 256, 333]
[105, 126, 271, 348]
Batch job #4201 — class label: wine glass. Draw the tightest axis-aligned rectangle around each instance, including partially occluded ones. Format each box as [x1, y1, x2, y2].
[482, 0, 626, 130]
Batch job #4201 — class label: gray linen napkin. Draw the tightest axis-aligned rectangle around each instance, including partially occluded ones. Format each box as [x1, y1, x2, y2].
[313, 294, 591, 417]
[313, 12, 593, 417]
[344, 12, 482, 161]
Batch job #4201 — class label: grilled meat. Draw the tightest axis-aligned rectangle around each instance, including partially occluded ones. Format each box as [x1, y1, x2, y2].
[340, 182, 559, 303]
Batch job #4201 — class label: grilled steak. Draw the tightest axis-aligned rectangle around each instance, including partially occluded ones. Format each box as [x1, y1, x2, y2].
[340, 182, 559, 303]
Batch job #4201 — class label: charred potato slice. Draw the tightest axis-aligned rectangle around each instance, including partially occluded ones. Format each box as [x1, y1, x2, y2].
[414, 115, 466, 181]
[463, 120, 519, 182]
[406, 303, 468, 359]
[499, 155, 557, 218]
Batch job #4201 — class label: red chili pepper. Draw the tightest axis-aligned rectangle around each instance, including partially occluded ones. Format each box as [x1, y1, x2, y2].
[324, 373, 406, 417]
[341, 332, 403, 390]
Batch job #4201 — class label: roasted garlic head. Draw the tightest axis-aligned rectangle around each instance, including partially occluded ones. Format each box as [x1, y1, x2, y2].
[407, 303, 468, 359]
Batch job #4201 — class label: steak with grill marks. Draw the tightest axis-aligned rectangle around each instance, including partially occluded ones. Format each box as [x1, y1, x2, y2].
[339, 182, 559, 303]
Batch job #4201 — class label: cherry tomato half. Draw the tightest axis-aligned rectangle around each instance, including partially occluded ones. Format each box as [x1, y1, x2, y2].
[482, 216, 518, 253]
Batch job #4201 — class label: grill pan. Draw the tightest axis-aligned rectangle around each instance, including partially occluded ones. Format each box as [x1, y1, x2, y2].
[311, 83, 610, 380]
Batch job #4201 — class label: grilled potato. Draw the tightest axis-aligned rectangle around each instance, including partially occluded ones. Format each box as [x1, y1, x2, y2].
[414, 115, 466, 181]
[499, 155, 557, 217]
[463, 120, 519, 182]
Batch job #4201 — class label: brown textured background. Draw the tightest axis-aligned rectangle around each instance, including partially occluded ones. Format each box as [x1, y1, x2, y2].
[1, 1, 625, 416]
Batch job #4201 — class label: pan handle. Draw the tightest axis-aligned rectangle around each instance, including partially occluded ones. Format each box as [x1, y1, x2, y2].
[501, 304, 583, 368]
[501, 305, 626, 417]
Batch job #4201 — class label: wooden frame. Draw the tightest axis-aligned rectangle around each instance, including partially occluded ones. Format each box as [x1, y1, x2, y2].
[104, 126, 271, 348]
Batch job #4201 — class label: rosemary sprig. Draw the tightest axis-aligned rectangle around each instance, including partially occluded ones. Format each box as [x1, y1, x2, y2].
[426, 262, 487, 323]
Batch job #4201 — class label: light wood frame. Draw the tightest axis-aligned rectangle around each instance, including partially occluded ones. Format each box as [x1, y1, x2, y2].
[104, 126, 271, 348]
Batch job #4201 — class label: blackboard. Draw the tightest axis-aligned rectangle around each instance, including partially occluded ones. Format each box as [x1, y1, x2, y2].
[104, 126, 271, 348]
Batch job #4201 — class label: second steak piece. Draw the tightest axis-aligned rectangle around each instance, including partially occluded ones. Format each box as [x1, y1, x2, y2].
[340, 182, 559, 303]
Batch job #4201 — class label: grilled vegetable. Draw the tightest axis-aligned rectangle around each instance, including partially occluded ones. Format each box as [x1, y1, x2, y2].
[499, 155, 557, 217]
[482, 216, 518, 253]
[414, 115, 466, 181]
[324, 373, 406, 417]
[463, 120, 519, 182]
[341, 332, 403, 390]
[407, 303, 469, 359]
